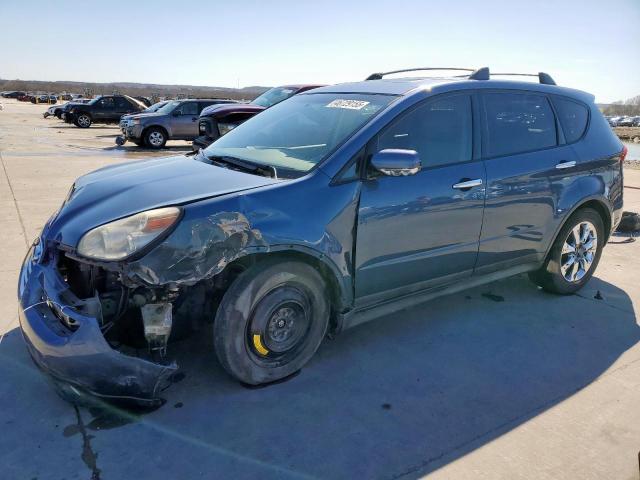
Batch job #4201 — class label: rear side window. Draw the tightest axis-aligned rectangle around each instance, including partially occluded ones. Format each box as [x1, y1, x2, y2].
[483, 93, 556, 157]
[377, 95, 472, 167]
[115, 97, 131, 109]
[552, 97, 589, 143]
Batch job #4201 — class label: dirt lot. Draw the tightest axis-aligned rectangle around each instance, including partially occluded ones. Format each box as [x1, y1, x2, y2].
[1, 99, 640, 480]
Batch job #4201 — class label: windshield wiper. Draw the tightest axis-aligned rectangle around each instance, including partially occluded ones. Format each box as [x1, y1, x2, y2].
[205, 153, 277, 179]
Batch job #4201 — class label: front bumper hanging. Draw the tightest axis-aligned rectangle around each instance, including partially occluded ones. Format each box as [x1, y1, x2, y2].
[18, 243, 176, 406]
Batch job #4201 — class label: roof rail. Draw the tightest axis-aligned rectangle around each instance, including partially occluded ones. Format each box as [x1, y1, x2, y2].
[364, 66, 556, 85]
[365, 67, 476, 81]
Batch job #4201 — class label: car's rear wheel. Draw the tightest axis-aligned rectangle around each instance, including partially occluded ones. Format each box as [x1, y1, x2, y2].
[214, 259, 330, 385]
[74, 113, 92, 128]
[528, 208, 604, 294]
[144, 128, 166, 149]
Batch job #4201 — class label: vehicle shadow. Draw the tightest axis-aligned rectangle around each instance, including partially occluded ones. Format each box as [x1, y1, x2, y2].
[50, 125, 119, 130]
[0, 273, 637, 479]
[103, 144, 192, 153]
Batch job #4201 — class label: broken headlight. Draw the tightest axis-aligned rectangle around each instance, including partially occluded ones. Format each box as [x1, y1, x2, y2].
[77, 207, 181, 261]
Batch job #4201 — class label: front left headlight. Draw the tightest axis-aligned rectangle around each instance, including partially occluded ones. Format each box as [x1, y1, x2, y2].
[77, 207, 181, 261]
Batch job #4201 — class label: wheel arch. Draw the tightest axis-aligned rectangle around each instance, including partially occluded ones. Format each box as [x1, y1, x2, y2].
[218, 247, 351, 330]
[544, 196, 612, 262]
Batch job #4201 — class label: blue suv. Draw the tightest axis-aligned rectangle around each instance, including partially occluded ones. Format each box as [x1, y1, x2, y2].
[18, 67, 626, 405]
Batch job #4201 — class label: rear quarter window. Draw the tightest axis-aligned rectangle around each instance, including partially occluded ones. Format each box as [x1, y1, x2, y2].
[552, 97, 589, 143]
[483, 92, 557, 158]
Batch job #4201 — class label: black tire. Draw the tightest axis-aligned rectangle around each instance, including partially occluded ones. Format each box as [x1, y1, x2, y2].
[528, 208, 605, 295]
[214, 259, 330, 385]
[55, 111, 62, 119]
[74, 113, 92, 128]
[144, 127, 167, 149]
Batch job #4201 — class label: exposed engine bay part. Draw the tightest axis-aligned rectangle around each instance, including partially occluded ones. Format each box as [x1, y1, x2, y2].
[141, 303, 173, 356]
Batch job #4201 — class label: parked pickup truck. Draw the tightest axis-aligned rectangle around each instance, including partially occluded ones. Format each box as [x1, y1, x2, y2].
[117, 98, 238, 148]
[192, 85, 323, 151]
[64, 95, 147, 128]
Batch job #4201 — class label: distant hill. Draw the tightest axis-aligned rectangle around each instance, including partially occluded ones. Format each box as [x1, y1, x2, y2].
[599, 94, 640, 116]
[0, 78, 270, 102]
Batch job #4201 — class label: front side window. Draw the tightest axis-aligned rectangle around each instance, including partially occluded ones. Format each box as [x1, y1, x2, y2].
[552, 97, 589, 143]
[98, 97, 115, 109]
[376, 95, 472, 167]
[483, 93, 556, 157]
[205, 93, 395, 173]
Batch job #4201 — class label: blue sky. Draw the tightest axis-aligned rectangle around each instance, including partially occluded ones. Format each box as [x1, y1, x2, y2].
[1, 0, 638, 102]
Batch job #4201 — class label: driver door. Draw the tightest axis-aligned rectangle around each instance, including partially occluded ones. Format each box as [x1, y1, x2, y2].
[354, 93, 486, 307]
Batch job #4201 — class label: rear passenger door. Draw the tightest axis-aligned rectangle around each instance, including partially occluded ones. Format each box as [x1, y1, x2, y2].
[172, 101, 200, 138]
[476, 91, 581, 274]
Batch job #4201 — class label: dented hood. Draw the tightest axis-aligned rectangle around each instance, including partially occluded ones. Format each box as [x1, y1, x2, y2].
[45, 155, 279, 247]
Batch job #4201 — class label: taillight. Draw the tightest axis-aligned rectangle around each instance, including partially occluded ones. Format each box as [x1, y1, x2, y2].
[620, 145, 628, 162]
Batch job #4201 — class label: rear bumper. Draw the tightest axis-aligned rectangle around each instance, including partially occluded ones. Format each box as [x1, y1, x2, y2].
[18, 243, 176, 406]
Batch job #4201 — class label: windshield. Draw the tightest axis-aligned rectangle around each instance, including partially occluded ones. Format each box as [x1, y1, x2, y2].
[204, 93, 395, 173]
[252, 87, 297, 108]
[145, 101, 168, 113]
[155, 101, 181, 114]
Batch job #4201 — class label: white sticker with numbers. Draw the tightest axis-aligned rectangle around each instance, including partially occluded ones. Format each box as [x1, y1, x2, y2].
[325, 99, 370, 110]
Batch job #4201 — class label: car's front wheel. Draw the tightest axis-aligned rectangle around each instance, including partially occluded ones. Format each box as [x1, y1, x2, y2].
[214, 259, 330, 385]
[144, 128, 167, 149]
[74, 113, 92, 128]
[529, 207, 604, 294]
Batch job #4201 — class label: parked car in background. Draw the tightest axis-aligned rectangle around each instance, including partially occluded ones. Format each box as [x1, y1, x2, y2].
[608, 116, 625, 127]
[118, 98, 238, 148]
[119, 100, 170, 132]
[617, 116, 637, 127]
[192, 85, 324, 150]
[633, 116, 640, 127]
[31, 94, 57, 104]
[64, 95, 147, 128]
[1, 91, 26, 98]
[17, 67, 626, 405]
[44, 98, 91, 119]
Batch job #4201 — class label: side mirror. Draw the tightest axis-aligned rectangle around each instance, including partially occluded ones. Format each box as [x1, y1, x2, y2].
[371, 149, 421, 177]
[172, 110, 181, 117]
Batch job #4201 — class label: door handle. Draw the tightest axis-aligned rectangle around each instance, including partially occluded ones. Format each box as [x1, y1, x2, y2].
[555, 160, 576, 170]
[452, 178, 483, 190]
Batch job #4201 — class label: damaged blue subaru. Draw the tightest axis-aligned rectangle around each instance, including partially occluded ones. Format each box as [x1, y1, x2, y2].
[19, 67, 625, 406]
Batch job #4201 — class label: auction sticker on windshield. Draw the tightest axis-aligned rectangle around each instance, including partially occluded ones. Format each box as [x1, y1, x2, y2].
[326, 99, 370, 110]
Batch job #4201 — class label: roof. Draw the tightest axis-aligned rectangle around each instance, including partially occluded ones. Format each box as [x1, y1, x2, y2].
[304, 76, 595, 102]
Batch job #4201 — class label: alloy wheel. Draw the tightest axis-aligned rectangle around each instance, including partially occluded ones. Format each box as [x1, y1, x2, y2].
[560, 221, 598, 282]
[77, 115, 91, 127]
[148, 131, 164, 147]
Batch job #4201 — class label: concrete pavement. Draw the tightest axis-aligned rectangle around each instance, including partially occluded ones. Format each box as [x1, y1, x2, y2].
[1, 99, 639, 480]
